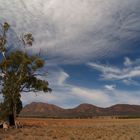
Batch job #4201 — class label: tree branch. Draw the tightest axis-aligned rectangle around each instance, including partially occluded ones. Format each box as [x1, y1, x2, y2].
[20, 84, 27, 92]
[22, 89, 38, 93]
[31, 73, 48, 77]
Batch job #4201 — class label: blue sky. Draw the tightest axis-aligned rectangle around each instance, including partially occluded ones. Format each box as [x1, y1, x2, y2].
[0, 0, 140, 108]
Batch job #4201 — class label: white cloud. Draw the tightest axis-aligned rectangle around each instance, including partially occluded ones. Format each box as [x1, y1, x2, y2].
[88, 62, 121, 75]
[122, 79, 139, 86]
[0, 0, 140, 64]
[88, 57, 140, 85]
[112, 90, 140, 105]
[1, 0, 140, 108]
[124, 57, 132, 66]
[71, 87, 110, 106]
[104, 85, 116, 91]
[57, 71, 69, 86]
[21, 67, 140, 108]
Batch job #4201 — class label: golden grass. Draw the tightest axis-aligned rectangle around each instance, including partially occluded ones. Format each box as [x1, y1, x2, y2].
[0, 118, 140, 140]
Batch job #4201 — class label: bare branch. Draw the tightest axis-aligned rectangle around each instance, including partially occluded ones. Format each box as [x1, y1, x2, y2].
[31, 73, 48, 77]
[22, 89, 38, 93]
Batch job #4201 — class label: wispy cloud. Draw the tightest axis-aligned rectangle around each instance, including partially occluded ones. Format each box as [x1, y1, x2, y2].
[124, 57, 133, 66]
[0, 0, 140, 64]
[104, 85, 116, 91]
[88, 62, 121, 76]
[21, 67, 140, 108]
[1, 0, 140, 108]
[122, 79, 139, 86]
[88, 57, 140, 85]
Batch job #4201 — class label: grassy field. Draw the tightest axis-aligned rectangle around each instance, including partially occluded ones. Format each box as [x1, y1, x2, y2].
[0, 118, 140, 140]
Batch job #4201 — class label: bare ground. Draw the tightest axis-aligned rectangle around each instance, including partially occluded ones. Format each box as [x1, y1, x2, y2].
[0, 118, 140, 140]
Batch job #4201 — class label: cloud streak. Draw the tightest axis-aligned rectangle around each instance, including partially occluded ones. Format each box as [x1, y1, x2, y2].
[21, 68, 140, 108]
[0, 0, 140, 108]
[0, 0, 140, 64]
[88, 57, 140, 85]
[104, 85, 116, 91]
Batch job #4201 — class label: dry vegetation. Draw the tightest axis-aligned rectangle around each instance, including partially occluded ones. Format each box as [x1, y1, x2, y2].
[0, 118, 140, 140]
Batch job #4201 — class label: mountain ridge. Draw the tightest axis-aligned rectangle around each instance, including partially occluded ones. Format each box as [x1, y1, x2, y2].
[20, 102, 140, 118]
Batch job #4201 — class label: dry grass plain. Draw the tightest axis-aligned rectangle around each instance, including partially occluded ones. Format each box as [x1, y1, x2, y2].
[0, 118, 140, 140]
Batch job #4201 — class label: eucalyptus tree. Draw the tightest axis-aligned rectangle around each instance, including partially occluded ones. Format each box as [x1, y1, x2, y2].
[0, 23, 51, 126]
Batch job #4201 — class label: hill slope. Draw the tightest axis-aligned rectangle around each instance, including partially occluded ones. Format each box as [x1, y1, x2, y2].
[20, 102, 140, 118]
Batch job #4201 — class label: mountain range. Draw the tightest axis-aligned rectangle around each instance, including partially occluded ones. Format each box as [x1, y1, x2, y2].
[20, 102, 140, 118]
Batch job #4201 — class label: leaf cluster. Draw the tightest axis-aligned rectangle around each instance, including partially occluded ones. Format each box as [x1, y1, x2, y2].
[0, 50, 51, 93]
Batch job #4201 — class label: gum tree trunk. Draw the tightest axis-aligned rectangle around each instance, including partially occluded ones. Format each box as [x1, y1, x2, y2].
[8, 114, 15, 126]
[8, 103, 16, 126]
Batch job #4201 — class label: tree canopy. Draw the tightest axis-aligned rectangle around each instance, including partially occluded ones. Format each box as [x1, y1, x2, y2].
[0, 22, 51, 125]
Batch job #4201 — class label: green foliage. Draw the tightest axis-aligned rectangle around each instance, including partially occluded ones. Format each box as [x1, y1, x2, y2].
[0, 22, 51, 124]
[0, 50, 51, 93]
[0, 22, 10, 53]
[23, 33, 34, 46]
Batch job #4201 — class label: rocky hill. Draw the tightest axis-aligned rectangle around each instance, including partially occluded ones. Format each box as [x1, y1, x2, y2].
[20, 102, 140, 118]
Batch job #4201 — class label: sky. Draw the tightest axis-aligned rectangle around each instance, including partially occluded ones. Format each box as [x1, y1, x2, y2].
[0, 0, 140, 108]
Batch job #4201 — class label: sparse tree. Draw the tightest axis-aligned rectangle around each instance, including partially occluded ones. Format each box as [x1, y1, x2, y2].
[0, 22, 51, 126]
